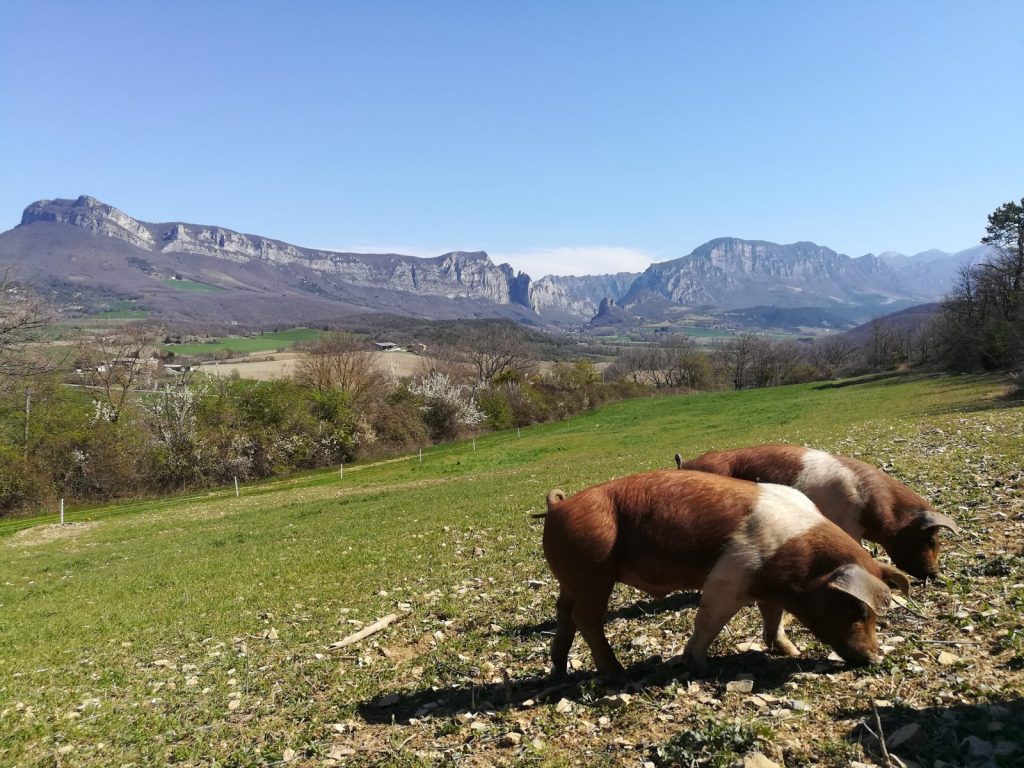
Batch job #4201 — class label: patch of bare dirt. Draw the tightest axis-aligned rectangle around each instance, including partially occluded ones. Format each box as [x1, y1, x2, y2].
[7, 521, 98, 547]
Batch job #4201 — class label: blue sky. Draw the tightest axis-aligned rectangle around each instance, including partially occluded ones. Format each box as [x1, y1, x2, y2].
[2, 2, 1022, 277]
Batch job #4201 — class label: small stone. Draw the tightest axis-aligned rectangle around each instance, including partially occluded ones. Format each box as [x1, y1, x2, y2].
[995, 740, 1019, 757]
[469, 720, 488, 731]
[266, 627, 279, 641]
[962, 736, 994, 757]
[743, 754, 782, 768]
[472, 547, 484, 558]
[328, 745, 354, 759]
[736, 642, 764, 652]
[499, 732, 522, 747]
[789, 699, 810, 712]
[726, 679, 754, 693]
[555, 697, 574, 713]
[937, 651, 958, 666]
[744, 695, 768, 709]
[282, 748, 296, 763]
[594, 693, 632, 708]
[887, 723, 923, 749]
[227, 698, 241, 711]
[531, 738, 545, 750]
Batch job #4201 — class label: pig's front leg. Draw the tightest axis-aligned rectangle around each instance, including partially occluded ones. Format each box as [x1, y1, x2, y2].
[682, 562, 750, 669]
[757, 600, 801, 657]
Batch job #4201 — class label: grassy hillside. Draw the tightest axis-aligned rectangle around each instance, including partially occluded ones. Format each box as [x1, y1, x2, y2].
[2, 374, 1022, 767]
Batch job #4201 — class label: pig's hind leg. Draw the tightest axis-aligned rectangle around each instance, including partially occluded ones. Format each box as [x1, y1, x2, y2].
[550, 591, 577, 677]
[570, 577, 626, 679]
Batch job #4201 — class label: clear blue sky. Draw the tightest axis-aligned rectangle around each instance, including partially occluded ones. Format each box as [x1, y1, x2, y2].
[2, 1, 1022, 277]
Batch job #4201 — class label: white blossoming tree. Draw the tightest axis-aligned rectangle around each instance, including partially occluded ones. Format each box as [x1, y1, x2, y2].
[408, 372, 484, 442]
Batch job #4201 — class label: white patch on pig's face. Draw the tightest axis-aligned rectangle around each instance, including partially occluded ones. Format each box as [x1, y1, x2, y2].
[795, 450, 865, 539]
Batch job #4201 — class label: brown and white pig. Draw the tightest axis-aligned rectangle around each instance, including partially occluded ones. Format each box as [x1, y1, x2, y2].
[541, 470, 910, 678]
[674, 444, 959, 579]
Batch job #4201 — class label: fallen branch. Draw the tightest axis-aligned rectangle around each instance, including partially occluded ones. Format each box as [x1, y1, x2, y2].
[328, 613, 401, 649]
[870, 699, 894, 768]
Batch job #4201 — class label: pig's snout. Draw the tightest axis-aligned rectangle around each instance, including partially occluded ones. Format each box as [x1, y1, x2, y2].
[834, 641, 882, 666]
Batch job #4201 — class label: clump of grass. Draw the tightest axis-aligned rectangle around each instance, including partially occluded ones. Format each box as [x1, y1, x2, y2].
[653, 713, 770, 767]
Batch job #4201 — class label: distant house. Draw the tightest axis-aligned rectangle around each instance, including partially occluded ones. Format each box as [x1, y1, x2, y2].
[374, 342, 403, 352]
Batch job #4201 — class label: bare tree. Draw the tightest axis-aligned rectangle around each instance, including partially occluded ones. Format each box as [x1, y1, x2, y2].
[660, 334, 712, 389]
[811, 334, 856, 379]
[712, 332, 760, 390]
[414, 344, 472, 385]
[866, 319, 909, 371]
[606, 345, 657, 386]
[294, 332, 390, 409]
[465, 323, 536, 383]
[83, 322, 163, 422]
[0, 270, 57, 387]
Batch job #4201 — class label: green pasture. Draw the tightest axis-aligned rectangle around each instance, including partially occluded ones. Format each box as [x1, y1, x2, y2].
[90, 300, 150, 320]
[2, 373, 1021, 766]
[161, 328, 324, 356]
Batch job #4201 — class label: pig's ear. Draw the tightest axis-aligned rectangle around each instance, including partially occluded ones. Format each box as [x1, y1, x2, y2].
[917, 509, 960, 535]
[674, 453, 684, 469]
[827, 564, 892, 615]
[877, 563, 911, 596]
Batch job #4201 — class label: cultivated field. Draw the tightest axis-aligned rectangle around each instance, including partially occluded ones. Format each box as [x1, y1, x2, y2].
[2, 374, 1022, 767]
[203, 350, 427, 382]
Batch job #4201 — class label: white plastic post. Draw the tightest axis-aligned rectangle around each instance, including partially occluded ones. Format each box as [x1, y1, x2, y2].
[473, 437, 476, 451]
[340, 462, 344, 479]
[60, 498, 65, 526]
[419, 448, 423, 464]
[517, 427, 521, 438]
[234, 477, 239, 497]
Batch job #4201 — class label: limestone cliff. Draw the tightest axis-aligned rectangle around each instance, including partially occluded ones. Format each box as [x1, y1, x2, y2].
[20, 196, 530, 307]
[529, 273, 639, 320]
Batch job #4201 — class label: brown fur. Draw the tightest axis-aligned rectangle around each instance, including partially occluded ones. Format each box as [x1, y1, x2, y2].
[678, 444, 957, 578]
[541, 470, 909, 678]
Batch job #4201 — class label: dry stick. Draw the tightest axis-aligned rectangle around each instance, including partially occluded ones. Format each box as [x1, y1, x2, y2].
[870, 699, 894, 768]
[914, 638, 979, 645]
[328, 613, 401, 649]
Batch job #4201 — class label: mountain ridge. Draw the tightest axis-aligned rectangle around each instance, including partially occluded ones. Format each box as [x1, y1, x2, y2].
[1, 195, 988, 328]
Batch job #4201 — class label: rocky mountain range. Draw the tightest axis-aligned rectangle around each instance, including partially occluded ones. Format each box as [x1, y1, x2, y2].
[0, 195, 988, 330]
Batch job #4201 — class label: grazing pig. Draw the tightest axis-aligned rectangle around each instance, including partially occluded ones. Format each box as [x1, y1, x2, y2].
[674, 445, 959, 579]
[541, 470, 910, 678]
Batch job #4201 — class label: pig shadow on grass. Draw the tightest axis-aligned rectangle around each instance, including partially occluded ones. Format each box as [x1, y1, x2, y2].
[355, 650, 831, 726]
[840, 694, 1023, 767]
[508, 591, 701, 637]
